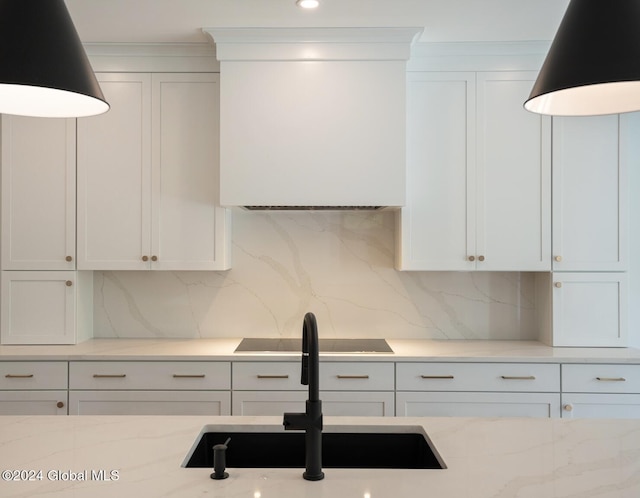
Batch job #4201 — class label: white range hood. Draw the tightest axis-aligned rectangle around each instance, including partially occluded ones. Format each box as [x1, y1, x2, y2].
[204, 27, 422, 209]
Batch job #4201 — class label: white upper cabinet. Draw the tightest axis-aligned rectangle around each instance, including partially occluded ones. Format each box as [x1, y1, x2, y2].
[150, 73, 230, 270]
[552, 114, 628, 272]
[77, 73, 230, 271]
[397, 71, 551, 271]
[77, 73, 152, 270]
[1, 116, 76, 270]
[397, 72, 476, 270]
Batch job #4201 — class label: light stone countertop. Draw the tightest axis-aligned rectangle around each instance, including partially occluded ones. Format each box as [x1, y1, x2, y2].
[1, 338, 640, 363]
[0, 415, 638, 497]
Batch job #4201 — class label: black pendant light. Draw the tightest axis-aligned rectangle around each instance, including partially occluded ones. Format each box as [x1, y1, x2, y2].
[525, 0, 640, 116]
[0, 0, 108, 118]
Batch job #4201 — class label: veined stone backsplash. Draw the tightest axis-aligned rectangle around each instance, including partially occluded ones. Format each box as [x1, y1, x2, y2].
[93, 210, 537, 340]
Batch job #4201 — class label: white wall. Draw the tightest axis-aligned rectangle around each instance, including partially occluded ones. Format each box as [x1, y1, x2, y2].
[93, 210, 537, 340]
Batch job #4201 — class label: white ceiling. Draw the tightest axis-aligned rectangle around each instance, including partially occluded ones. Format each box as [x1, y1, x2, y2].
[65, 0, 569, 45]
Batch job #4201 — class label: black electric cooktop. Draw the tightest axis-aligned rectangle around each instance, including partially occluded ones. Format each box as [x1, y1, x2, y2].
[234, 338, 393, 354]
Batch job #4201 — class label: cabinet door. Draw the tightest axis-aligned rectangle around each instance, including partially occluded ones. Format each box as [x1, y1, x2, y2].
[150, 74, 230, 270]
[552, 115, 627, 271]
[68, 390, 231, 415]
[77, 73, 152, 270]
[561, 393, 640, 419]
[1, 116, 76, 270]
[551, 273, 627, 347]
[396, 392, 560, 418]
[476, 72, 551, 271]
[397, 72, 476, 270]
[1, 271, 77, 344]
[0, 391, 67, 415]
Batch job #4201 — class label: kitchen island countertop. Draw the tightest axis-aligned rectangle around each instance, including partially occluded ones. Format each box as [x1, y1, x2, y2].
[0, 414, 638, 497]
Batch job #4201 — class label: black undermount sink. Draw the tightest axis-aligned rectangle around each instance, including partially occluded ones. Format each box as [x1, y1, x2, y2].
[183, 426, 446, 470]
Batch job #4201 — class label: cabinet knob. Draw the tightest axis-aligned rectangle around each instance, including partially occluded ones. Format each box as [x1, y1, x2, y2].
[478, 255, 485, 262]
[151, 255, 158, 262]
[65, 256, 73, 262]
[554, 282, 562, 288]
[554, 255, 562, 262]
[142, 255, 149, 262]
[65, 280, 72, 287]
[56, 401, 65, 409]
[563, 404, 573, 412]
[468, 255, 475, 262]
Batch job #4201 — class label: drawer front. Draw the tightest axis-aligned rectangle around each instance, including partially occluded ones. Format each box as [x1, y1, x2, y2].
[68, 391, 231, 416]
[396, 391, 560, 418]
[0, 362, 67, 390]
[320, 362, 394, 391]
[232, 362, 303, 391]
[69, 361, 230, 390]
[396, 362, 559, 392]
[562, 364, 640, 394]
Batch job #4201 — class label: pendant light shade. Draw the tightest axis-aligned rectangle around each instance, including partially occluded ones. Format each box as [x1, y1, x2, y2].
[0, 0, 108, 118]
[525, 0, 640, 116]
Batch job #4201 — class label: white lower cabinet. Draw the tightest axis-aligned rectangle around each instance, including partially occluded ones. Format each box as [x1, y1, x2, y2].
[232, 391, 395, 417]
[231, 361, 395, 416]
[396, 362, 560, 418]
[561, 394, 640, 419]
[396, 392, 560, 418]
[0, 391, 68, 415]
[0, 362, 68, 415]
[68, 391, 230, 416]
[68, 361, 231, 415]
[561, 364, 640, 418]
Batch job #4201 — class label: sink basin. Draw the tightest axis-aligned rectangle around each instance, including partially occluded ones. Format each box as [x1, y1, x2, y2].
[183, 425, 446, 469]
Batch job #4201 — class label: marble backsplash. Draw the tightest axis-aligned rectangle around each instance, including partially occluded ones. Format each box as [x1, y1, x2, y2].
[93, 210, 537, 340]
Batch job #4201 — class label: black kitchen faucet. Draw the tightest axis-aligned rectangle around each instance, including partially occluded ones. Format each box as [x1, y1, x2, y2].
[282, 312, 324, 481]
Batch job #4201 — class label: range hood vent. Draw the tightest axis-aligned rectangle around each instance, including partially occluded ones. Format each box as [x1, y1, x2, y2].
[204, 27, 422, 210]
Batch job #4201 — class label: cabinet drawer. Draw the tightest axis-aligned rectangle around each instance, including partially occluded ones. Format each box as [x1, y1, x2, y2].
[396, 362, 559, 392]
[562, 364, 640, 394]
[68, 391, 231, 416]
[232, 362, 303, 391]
[320, 362, 394, 391]
[0, 362, 67, 390]
[69, 361, 230, 390]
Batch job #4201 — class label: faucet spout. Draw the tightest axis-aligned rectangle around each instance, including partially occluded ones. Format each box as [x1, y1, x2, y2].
[283, 312, 324, 481]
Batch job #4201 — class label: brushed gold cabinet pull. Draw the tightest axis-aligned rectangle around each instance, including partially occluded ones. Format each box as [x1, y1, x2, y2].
[172, 374, 206, 379]
[257, 374, 289, 379]
[478, 255, 485, 262]
[5, 374, 34, 378]
[468, 256, 475, 262]
[554, 282, 562, 288]
[92, 374, 126, 378]
[151, 255, 158, 262]
[596, 377, 626, 382]
[563, 404, 573, 412]
[57, 401, 65, 409]
[501, 375, 536, 380]
[337, 375, 370, 379]
[142, 255, 149, 262]
[555, 255, 562, 262]
[65, 280, 73, 287]
[421, 375, 454, 380]
[65, 255, 73, 262]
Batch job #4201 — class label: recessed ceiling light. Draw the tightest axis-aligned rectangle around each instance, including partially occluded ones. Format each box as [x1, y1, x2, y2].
[296, 0, 320, 9]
